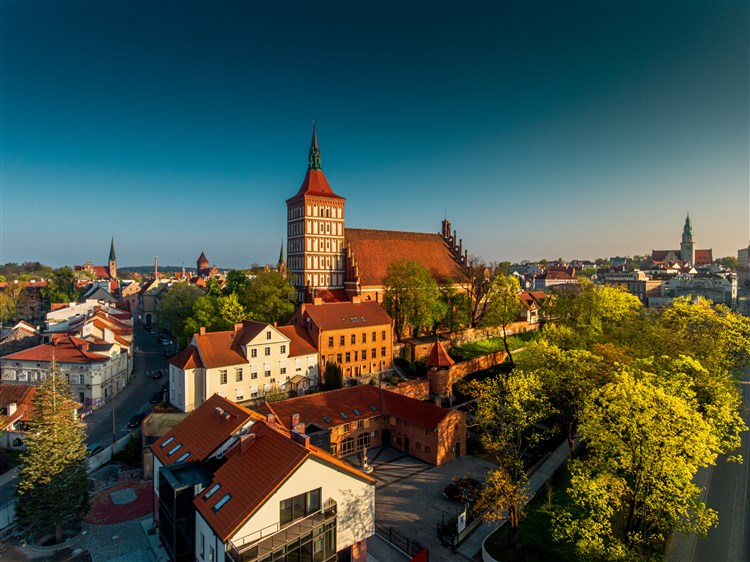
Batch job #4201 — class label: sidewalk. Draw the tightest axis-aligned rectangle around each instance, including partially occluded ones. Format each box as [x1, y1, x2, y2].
[457, 438, 573, 560]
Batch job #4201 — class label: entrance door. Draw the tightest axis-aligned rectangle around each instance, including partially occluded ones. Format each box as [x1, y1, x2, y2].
[454, 441, 461, 458]
[404, 436, 410, 454]
[382, 429, 391, 447]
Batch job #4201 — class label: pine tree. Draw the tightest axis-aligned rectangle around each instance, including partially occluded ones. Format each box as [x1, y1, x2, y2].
[15, 356, 90, 543]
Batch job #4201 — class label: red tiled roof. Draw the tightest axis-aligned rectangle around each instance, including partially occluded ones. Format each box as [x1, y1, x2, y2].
[169, 346, 204, 370]
[198, 251, 209, 265]
[315, 289, 350, 303]
[3, 336, 109, 364]
[193, 331, 247, 369]
[263, 385, 450, 431]
[151, 394, 255, 467]
[276, 325, 318, 357]
[288, 168, 345, 201]
[304, 301, 392, 331]
[425, 339, 454, 368]
[345, 228, 466, 287]
[0, 384, 36, 429]
[695, 249, 713, 264]
[232, 321, 269, 347]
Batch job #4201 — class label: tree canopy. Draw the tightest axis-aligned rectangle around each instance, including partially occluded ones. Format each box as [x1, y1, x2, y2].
[383, 260, 444, 340]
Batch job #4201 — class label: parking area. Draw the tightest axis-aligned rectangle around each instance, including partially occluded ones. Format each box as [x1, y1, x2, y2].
[346, 447, 496, 562]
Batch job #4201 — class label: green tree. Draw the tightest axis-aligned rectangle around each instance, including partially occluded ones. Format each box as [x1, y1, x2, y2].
[554, 370, 722, 560]
[264, 383, 288, 403]
[322, 361, 344, 390]
[205, 277, 223, 297]
[480, 274, 524, 364]
[717, 256, 738, 270]
[240, 270, 296, 324]
[468, 370, 550, 548]
[42, 267, 77, 305]
[218, 293, 248, 325]
[15, 358, 89, 543]
[224, 269, 250, 295]
[383, 260, 443, 340]
[156, 283, 203, 338]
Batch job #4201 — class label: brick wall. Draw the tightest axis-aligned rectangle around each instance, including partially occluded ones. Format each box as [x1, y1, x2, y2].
[386, 379, 429, 400]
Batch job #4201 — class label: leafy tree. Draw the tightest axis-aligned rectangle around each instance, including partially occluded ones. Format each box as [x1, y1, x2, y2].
[156, 283, 203, 338]
[717, 256, 738, 270]
[240, 270, 295, 324]
[383, 260, 443, 339]
[468, 370, 550, 549]
[264, 383, 288, 403]
[322, 361, 343, 390]
[480, 274, 524, 365]
[218, 293, 248, 325]
[2, 281, 28, 322]
[554, 370, 721, 560]
[42, 267, 77, 305]
[224, 269, 250, 295]
[0, 291, 15, 325]
[15, 358, 89, 542]
[462, 258, 494, 327]
[205, 277, 223, 297]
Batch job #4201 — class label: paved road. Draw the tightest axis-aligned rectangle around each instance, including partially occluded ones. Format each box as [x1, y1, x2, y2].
[669, 366, 750, 562]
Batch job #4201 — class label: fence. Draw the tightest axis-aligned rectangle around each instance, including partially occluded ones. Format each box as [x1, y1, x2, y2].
[375, 523, 428, 560]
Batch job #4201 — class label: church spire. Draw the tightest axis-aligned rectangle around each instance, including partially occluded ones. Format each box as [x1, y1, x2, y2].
[109, 237, 116, 262]
[683, 213, 693, 238]
[308, 122, 322, 170]
[279, 240, 285, 263]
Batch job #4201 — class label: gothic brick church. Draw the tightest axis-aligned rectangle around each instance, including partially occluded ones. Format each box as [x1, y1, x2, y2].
[286, 126, 469, 304]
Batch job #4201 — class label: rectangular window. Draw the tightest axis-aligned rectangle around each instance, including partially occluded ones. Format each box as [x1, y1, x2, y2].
[251, 372, 258, 379]
[342, 423, 351, 433]
[280, 367, 286, 374]
[362, 333, 367, 343]
[351, 334, 356, 344]
[339, 335, 345, 346]
[328, 336, 334, 347]
[382, 330, 386, 340]
[266, 331, 272, 340]
[280, 344, 286, 354]
[362, 349, 367, 360]
[280, 488, 322, 527]
[416, 442, 422, 451]
[251, 391, 258, 398]
[425, 445, 431, 454]
[219, 370, 227, 385]
[345, 352, 351, 363]
[209, 545, 214, 562]
[235, 368, 243, 382]
[372, 331, 376, 342]
[200, 534, 205, 559]
[354, 351, 358, 361]
[357, 420, 364, 429]
[251, 348, 257, 358]
[265, 370, 271, 377]
[265, 347, 271, 356]
[381, 347, 386, 357]
[336, 353, 342, 363]
[236, 388, 244, 401]
[356, 432, 370, 450]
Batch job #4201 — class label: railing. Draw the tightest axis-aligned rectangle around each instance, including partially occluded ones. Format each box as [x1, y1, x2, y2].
[226, 498, 336, 562]
[375, 522, 427, 559]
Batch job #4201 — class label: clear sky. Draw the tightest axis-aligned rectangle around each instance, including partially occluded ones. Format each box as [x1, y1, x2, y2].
[1, 1, 748, 269]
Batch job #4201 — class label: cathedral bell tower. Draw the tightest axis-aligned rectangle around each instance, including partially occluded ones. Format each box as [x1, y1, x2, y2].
[108, 238, 117, 279]
[680, 213, 695, 267]
[285, 125, 347, 302]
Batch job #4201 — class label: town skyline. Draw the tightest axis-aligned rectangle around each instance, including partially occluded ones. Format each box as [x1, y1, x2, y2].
[2, 1, 747, 268]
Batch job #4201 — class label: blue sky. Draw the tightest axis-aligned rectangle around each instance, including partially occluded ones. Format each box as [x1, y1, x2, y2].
[1, 1, 747, 269]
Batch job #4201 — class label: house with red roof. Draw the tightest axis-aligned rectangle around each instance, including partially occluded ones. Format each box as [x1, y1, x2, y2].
[0, 384, 36, 450]
[168, 320, 319, 412]
[290, 298, 395, 380]
[652, 215, 713, 268]
[152, 394, 374, 562]
[0, 335, 129, 410]
[260, 384, 466, 466]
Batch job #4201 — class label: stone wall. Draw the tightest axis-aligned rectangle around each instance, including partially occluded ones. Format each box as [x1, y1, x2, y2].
[447, 321, 537, 347]
[386, 378, 429, 400]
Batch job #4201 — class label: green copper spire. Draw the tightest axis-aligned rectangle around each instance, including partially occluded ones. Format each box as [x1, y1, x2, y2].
[108, 237, 116, 262]
[683, 213, 693, 237]
[308, 122, 321, 170]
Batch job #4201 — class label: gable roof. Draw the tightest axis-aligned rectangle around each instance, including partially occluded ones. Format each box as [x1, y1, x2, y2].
[262, 385, 451, 431]
[233, 320, 282, 347]
[345, 228, 466, 287]
[151, 394, 256, 467]
[0, 384, 36, 430]
[276, 325, 318, 357]
[169, 346, 204, 370]
[193, 331, 248, 369]
[303, 301, 392, 331]
[2, 336, 110, 364]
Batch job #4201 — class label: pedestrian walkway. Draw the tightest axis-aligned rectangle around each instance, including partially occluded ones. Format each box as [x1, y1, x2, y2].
[457, 438, 573, 560]
[84, 481, 152, 525]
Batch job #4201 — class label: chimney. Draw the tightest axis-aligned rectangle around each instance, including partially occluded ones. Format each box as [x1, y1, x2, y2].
[273, 321, 277, 327]
[291, 413, 300, 426]
[266, 413, 275, 425]
[234, 323, 242, 334]
[154, 256, 159, 276]
[292, 422, 306, 433]
[313, 297, 323, 305]
[8, 403, 17, 416]
[240, 433, 256, 453]
[351, 295, 361, 304]
[434, 398, 442, 407]
[291, 430, 310, 448]
[215, 406, 225, 419]
[199, 327, 206, 336]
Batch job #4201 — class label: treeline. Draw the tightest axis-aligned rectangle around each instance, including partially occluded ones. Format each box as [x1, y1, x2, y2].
[465, 283, 750, 560]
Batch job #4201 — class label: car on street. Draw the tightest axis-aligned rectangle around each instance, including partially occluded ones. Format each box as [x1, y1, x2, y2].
[87, 443, 104, 457]
[149, 328, 157, 335]
[150, 391, 163, 403]
[443, 477, 482, 503]
[128, 412, 147, 428]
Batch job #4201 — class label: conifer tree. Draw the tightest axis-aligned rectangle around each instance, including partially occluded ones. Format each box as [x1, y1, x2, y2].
[15, 356, 90, 543]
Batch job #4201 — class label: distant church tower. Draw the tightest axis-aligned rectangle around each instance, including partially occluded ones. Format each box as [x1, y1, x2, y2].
[286, 124, 346, 302]
[278, 240, 287, 279]
[108, 238, 117, 279]
[197, 251, 210, 278]
[680, 214, 695, 267]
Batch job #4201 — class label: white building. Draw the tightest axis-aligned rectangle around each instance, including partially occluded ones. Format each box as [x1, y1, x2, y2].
[168, 321, 319, 412]
[152, 394, 375, 562]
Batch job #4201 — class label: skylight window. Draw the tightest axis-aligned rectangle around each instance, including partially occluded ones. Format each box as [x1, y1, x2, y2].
[213, 494, 232, 512]
[353, 409, 361, 415]
[341, 412, 348, 419]
[177, 452, 190, 462]
[167, 444, 182, 456]
[369, 405, 378, 411]
[161, 436, 175, 448]
[361, 317, 366, 321]
[323, 416, 331, 423]
[351, 317, 358, 322]
[204, 483, 221, 499]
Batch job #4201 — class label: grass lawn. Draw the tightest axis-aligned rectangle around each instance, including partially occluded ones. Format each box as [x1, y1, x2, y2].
[450, 331, 536, 361]
[483, 464, 579, 562]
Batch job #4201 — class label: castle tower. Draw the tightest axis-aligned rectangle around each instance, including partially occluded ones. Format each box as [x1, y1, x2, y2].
[108, 238, 117, 279]
[197, 251, 210, 278]
[286, 124, 346, 302]
[680, 213, 695, 267]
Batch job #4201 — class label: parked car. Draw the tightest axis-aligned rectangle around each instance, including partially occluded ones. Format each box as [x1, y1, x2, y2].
[151, 370, 163, 379]
[149, 328, 157, 335]
[128, 412, 147, 428]
[87, 443, 104, 457]
[150, 391, 163, 403]
[443, 477, 482, 503]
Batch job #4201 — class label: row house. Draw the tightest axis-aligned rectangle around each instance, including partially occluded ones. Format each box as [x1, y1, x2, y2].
[291, 299, 394, 380]
[0, 384, 36, 450]
[168, 321, 319, 412]
[0, 335, 129, 410]
[261, 385, 467, 466]
[152, 394, 374, 562]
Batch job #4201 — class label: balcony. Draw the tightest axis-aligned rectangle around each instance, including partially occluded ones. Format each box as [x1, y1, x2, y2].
[226, 498, 337, 562]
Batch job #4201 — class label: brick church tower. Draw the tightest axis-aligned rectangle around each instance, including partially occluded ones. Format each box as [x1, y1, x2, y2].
[286, 125, 347, 302]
